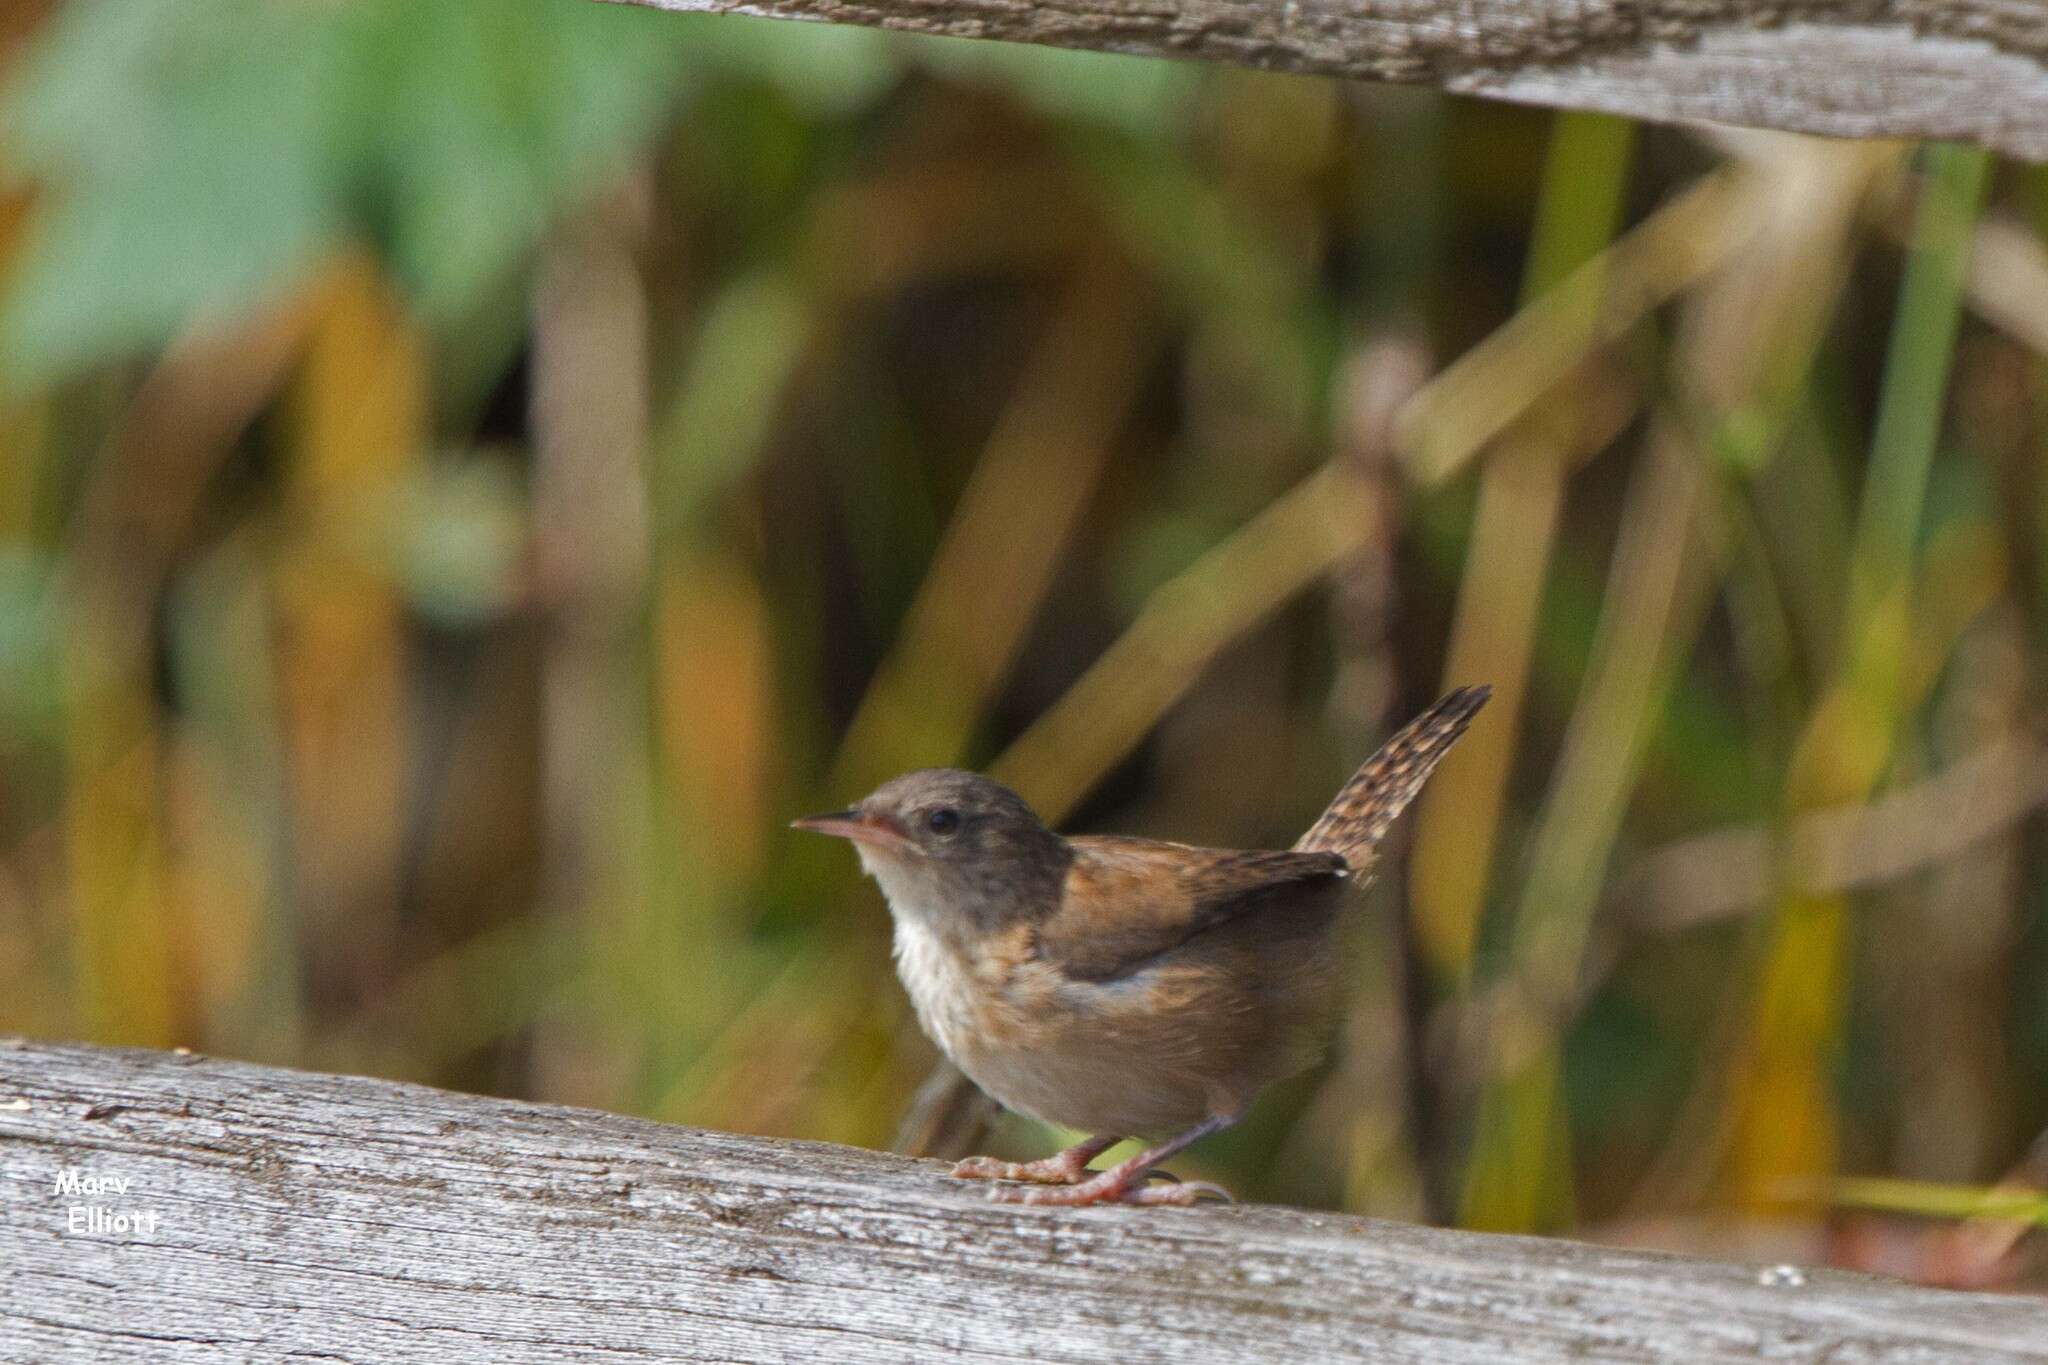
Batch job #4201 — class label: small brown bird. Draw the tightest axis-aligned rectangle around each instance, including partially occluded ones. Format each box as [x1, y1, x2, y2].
[794, 684, 1489, 1207]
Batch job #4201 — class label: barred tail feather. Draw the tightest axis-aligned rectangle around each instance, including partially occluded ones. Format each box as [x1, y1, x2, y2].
[1295, 685, 1491, 871]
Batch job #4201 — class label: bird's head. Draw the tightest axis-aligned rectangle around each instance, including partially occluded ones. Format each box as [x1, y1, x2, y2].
[793, 769, 1069, 935]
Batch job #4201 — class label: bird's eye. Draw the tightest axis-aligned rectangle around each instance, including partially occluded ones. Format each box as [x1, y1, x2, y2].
[926, 808, 961, 836]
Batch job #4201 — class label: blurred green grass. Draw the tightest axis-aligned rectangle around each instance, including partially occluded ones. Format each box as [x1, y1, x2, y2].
[1, 0, 2045, 1285]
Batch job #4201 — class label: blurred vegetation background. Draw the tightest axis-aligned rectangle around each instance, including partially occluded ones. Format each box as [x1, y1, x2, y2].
[2, 0, 2045, 1285]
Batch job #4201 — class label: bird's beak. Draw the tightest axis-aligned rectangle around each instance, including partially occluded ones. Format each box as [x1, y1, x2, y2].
[790, 808, 909, 851]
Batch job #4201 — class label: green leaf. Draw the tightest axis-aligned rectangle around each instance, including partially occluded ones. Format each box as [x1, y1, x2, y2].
[0, 0, 688, 388]
[0, 548, 62, 749]
[666, 13, 898, 116]
[339, 0, 688, 314]
[907, 34, 1196, 137]
[651, 269, 809, 535]
[1, 0, 348, 385]
[1832, 1176, 2048, 1226]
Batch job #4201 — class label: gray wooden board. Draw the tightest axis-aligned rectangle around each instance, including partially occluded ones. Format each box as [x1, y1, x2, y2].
[1, 1039, 2043, 1363]
[601, 0, 2048, 162]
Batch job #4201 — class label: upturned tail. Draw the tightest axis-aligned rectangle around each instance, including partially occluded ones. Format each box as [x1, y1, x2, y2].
[1294, 684, 1491, 872]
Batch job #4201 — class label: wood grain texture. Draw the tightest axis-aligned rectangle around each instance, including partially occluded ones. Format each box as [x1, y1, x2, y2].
[1, 1040, 2045, 1362]
[599, 0, 2048, 161]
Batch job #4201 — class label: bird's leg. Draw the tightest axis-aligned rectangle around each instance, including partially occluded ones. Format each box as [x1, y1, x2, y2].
[952, 1133, 1120, 1185]
[989, 1115, 1234, 1206]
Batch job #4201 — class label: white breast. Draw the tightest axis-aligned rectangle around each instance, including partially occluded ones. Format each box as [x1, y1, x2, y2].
[870, 852, 1219, 1135]
[890, 914, 985, 1062]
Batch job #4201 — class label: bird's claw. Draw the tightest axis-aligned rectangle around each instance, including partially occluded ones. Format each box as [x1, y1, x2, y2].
[951, 1153, 1089, 1185]
[985, 1176, 1233, 1207]
[1119, 1179, 1234, 1206]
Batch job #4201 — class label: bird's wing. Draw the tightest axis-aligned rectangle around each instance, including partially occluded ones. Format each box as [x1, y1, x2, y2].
[1035, 836, 1349, 983]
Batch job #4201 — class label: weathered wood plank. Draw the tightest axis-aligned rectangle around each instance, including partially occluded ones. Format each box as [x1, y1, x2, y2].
[1, 1038, 2043, 1363]
[599, 0, 2048, 162]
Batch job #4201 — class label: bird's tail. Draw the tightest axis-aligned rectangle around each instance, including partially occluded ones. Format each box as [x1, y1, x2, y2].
[1295, 684, 1491, 872]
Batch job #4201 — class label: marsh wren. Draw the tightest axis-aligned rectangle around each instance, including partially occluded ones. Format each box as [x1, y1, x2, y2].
[794, 685, 1489, 1207]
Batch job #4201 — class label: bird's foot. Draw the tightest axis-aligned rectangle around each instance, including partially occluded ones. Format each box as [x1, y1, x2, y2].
[987, 1169, 1234, 1207]
[950, 1134, 1117, 1185]
[951, 1153, 1087, 1184]
[972, 1117, 1236, 1207]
